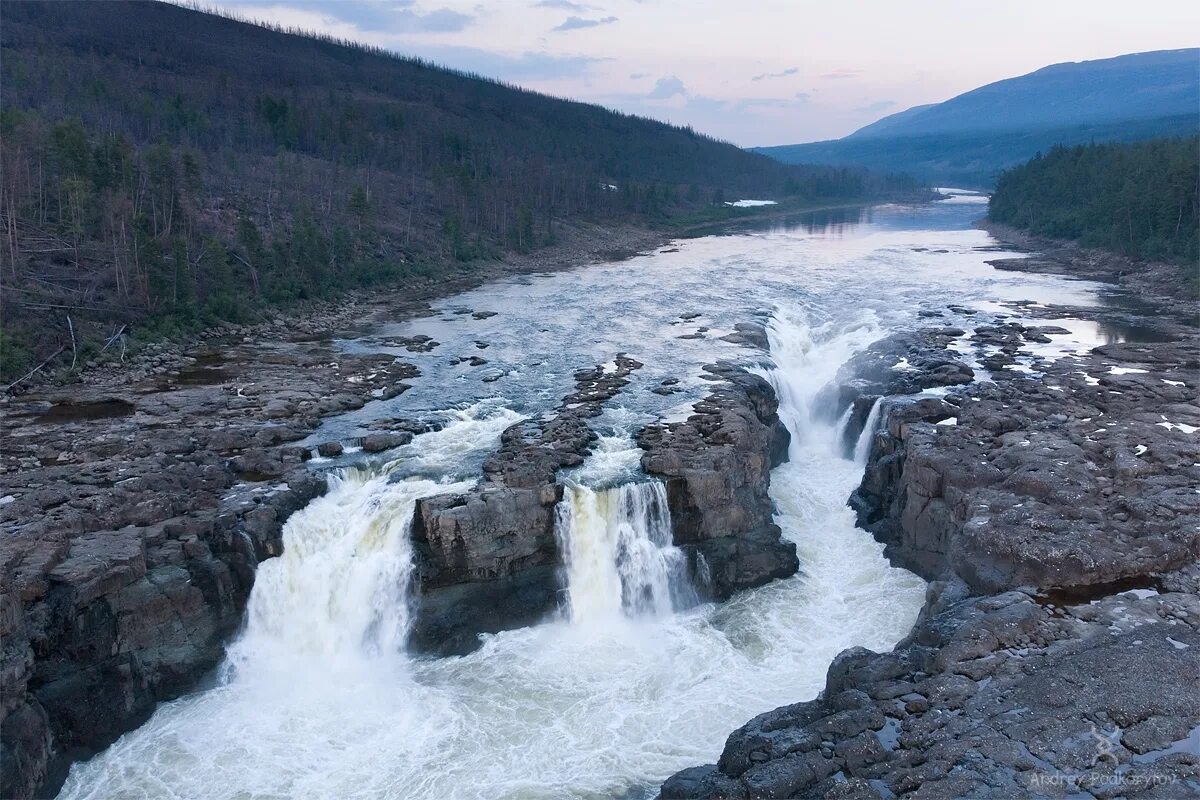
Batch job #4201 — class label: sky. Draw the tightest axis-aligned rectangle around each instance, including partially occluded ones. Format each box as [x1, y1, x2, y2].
[195, 0, 1200, 146]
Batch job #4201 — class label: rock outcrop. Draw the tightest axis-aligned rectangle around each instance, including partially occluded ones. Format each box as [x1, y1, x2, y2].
[662, 574, 1200, 799]
[638, 363, 798, 598]
[0, 337, 416, 799]
[662, 300, 1200, 799]
[407, 355, 643, 655]
[409, 358, 803, 653]
[851, 338, 1200, 593]
[816, 328, 973, 457]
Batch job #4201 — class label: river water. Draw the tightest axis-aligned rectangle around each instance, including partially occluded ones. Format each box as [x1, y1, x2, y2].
[58, 192, 1118, 799]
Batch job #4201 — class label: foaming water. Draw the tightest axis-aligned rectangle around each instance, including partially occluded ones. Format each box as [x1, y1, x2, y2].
[59, 308, 927, 800]
[231, 469, 469, 665]
[231, 409, 520, 665]
[57, 196, 1125, 799]
[556, 479, 690, 623]
[853, 398, 885, 467]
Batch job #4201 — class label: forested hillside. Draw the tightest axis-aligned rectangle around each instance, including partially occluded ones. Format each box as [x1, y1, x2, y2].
[988, 138, 1199, 264]
[0, 1, 922, 383]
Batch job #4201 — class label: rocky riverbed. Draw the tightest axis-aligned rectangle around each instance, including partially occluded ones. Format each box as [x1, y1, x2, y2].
[0, 223, 674, 797]
[0, 241, 801, 797]
[660, 235, 1200, 798]
[5, 200, 1197, 800]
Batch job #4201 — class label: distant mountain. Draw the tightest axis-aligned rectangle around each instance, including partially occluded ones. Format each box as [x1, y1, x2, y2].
[755, 49, 1200, 187]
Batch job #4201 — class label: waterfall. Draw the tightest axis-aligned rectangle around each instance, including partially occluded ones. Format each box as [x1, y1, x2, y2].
[756, 307, 882, 460]
[230, 469, 475, 668]
[222, 404, 518, 672]
[833, 403, 855, 446]
[555, 479, 692, 624]
[852, 398, 884, 467]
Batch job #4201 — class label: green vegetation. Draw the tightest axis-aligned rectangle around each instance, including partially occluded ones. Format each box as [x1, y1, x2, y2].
[988, 137, 1199, 265]
[0, 1, 924, 383]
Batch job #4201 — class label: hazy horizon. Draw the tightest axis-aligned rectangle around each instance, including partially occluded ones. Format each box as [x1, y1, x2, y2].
[191, 0, 1198, 147]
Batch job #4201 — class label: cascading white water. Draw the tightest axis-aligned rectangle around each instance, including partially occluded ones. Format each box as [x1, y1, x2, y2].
[82, 194, 1072, 800]
[58, 312, 928, 800]
[853, 397, 885, 467]
[228, 468, 472, 668]
[556, 479, 690, 623]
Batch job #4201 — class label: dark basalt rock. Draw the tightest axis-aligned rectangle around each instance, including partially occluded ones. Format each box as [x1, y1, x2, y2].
[662, 298, 1200, 800]
[638, 362, 798, 598]
[851, 339, 1200, 593]
[719, 321, 771, 350]
[408, 355, 643, 655]
[0, 338, 415, 800]
[816, 328, 974, 455]
[662, 581, 1200, 799]
[409, 358, 802, 653]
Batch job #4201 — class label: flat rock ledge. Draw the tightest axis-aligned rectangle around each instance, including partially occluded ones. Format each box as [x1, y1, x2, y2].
[661, 314, 1200, 799]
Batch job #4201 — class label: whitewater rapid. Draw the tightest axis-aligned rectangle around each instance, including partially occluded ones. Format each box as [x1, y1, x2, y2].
[57, 305, 928, 800]
[62, 194, 1116, 799]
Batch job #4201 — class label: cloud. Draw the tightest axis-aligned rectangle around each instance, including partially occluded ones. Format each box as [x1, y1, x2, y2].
[533, 0, 593, 9]
[751, 66, 799, 82]
[629, 72, 648, 80]
[794, 91, 811, 102]
[854, 100, 896, 114]
[398, 44, 608, 80]
[553, 15, 618, 31]
[221, 2, 472, 35]
[408, 8, 473, 32]
[647, 75, 686, 99]
[820, 68, 862, 80]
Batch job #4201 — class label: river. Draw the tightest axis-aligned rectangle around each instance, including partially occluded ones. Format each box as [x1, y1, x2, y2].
[57, 191, 1120, 799]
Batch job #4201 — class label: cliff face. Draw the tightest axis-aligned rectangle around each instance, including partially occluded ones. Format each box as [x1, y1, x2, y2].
[639, 363, 798, 598]
[660, 314, 1200, 800]
[0, 314, 416, 799]
[663, 575, 1200, 800]
[851, 337, 1200, 593]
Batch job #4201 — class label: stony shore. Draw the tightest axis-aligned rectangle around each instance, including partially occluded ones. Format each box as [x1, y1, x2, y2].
[0, 221, 674, 797]
[661, 232, 1200, 798]
[0, 219, 807, 798]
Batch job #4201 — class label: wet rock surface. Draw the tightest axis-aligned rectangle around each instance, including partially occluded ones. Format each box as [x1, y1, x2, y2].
[639, 363, 798, 598]
[662, 579, 1200, 799]
[0, 333, 420, 799]
[408, 355, 644, 656]
[663, 267, 1199, 797]
[851, 335, 1200, 593]
[408, 356, 801, 655]
[818, 328, 974, 457]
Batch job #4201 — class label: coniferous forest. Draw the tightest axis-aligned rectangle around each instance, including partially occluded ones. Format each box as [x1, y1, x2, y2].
[988, 137, 1199, 265]
[0, 1, 923, 382]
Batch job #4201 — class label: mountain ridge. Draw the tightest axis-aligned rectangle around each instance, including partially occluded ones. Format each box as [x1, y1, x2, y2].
[754, 48, 1200, 186]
